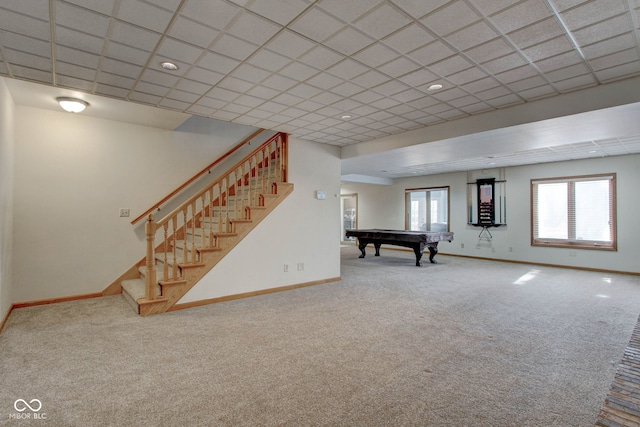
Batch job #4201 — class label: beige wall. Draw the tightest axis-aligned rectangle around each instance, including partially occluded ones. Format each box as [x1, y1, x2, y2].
[342, 154, 640, 274]
[0, 79, 15, 320]
[12, 105, 341, 303]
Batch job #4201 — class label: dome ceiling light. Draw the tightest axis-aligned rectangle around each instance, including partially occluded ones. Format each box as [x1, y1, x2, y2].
[56, 97, 89, 113]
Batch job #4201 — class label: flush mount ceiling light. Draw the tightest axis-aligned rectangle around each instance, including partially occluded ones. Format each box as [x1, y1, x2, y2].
[427, 84, 443, 91]
[160, 61, 179, 71]
[56, 97, 89, 113]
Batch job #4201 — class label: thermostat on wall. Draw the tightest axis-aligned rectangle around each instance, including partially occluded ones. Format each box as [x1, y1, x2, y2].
[316, 191, 327, 200]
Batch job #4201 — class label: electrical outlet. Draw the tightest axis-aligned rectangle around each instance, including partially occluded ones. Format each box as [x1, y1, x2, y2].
[119, 208, 130, 217]
[284, 264, 289, 272]
[461, 243, 464, 249]
[297, 263, 304, 271]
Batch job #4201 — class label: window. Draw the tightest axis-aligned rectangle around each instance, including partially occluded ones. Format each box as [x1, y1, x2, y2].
[405, 187, 449, 232]
[531, 174, 616, 250]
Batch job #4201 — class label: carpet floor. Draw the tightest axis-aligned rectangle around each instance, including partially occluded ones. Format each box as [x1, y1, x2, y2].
[1, 246, 640, 426]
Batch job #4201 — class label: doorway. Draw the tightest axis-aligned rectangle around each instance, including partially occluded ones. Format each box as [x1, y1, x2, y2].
[341, 193, 358, 243]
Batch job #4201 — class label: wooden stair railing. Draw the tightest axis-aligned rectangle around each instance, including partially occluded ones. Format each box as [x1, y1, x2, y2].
[141, 132, 288, 303]
[130, 128, 266, 225]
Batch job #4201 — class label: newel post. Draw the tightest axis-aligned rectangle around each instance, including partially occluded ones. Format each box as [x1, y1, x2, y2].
[145, 214, 157, 300]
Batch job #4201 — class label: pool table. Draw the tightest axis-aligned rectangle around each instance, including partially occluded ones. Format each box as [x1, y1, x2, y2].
[345, 229, 454, 266]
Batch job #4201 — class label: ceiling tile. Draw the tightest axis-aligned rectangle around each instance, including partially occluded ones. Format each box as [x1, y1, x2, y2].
[572, 14, 632, 46]
[96, 83, 130, 98]
[278, 61, 318, 81]
[196, 51, 240, 74]
[139, 68, 180, 87]
[495, 64, 539, 84]
[523, 36, 574, 62]
[265, 30, 316, 59]
[420, 1, 481, 36]
[407, 41, 456, 66]
[491, 0, 553, 34]
[560, 0, 627, 31]
[62, 0, 116, 15]
[158, 38, 205, 64]
[218, 76, 255, 93]
[390, 0, 451, 19]
[352, 3, 412, 39]
[261, 73, 298, 91]
[297, 45, 344, 70]
[180, 0, 240, 29]
[316, 0, 382, 23]
[289, 7, 345, 43]
[326, 59, 368, 80]
[447, 66, 490, 85]
[96, 71, 135, 89]
[99, 58, 143, 79]
[467, 0, 520, 16]
[306, 72, 343, 90]
[464, 38, 515, 64]
[174, 78, 211, 95]
[507, 17, 565, 49]
[396, 68, 439, 86]
[210, 33, 259, 61]
[351, 69, 391, 88]
[590, 49, 640, 72]
[57, 62, 97, 81]
[354, 43, 401, 67]
[377, 56, 421, 78]
[482, 52, 528, 74]
[232, 63, 272, 83]
[324, 27, 375, 56]
[8, 64, 52, 83]
[55, 2, 110, 38]
[329, 81, 364, 97]
[56, 27, 106, 53]
[246, 0, 311, 25]
[246, 49, 290, 72]
[535, 51, 583, 73]
[0, 9, 50, 40]
[1, 32, 50, 58]
[116, 0, 174, 33]
[168, 16, 220, 48]
[582, 33, 637, 60]
[4, 49, 50, 70]
[428, 55, 474, 77]
[55, 46, 100, 69]
[2, 0, 50, 20]
[110, 21, 162, 52]
[106, 42, 151, 66]
[226, 10, 282, 45]
[447, 21, 500, 51]
[183, 66, 224, 85]
[383, 24, 436, 54]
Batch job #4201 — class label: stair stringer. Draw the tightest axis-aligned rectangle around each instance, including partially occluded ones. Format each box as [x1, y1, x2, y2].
[138, 182, 294, 316]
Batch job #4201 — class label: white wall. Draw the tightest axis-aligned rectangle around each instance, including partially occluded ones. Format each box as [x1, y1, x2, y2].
[342, 154, 640, 274]
[0, 78, 15, 319]
[180, 137, 342, 303]
[11, 106, 278, 302]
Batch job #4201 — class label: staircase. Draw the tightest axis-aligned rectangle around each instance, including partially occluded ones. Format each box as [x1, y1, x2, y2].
[115, 133, 291, 316]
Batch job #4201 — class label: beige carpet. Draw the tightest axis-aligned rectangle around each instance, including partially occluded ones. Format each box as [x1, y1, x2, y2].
[1, 246, 640, 426]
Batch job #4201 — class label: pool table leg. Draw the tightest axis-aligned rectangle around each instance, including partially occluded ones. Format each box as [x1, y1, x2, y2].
[357, 242, 367, 258]
[413, 246, 423, 266]
[428, 245, 438, 263]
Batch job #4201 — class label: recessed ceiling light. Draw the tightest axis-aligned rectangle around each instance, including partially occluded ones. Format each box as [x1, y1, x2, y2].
[56, 97, 89, 113]
[160, 61, 179, 71]
[427, 84, 443, 91]
[341, 114, 352, 120]
[588, 150, 598, 154]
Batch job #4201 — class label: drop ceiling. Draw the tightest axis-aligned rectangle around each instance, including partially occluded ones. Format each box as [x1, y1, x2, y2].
[1, 0, 640, 180]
